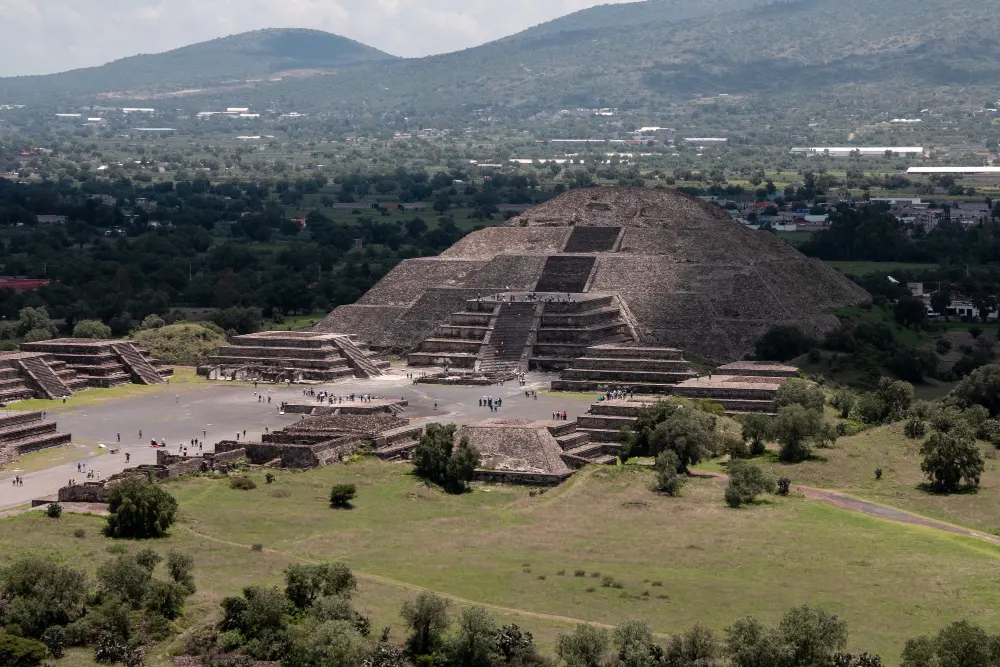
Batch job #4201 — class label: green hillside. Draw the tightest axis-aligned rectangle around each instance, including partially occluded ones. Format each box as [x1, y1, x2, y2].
[179, 0, 1000, 114]
[0, 28, 395, 102]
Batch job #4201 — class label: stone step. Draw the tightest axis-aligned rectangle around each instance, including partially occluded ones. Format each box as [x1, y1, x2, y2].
[561, 369, 697, 384]
[540, 306, 622, 327]
[436, 325, 490, 340]
[374, 439, 419, 460]
[6, 431, 72, 454]
[565, 442, 606, 458]
[546, 421, 578, 437]
[0, 411, 44, 429]
[577, 414, 637, 430]
[584, 346, 685, 360]
[555, 431, 590, 449]
[536, 324, 628, 344]
[590, 454, 618, 465]
[529, 357, 577, 371]
[206, 355, 354, 371]
[0, 388, 35, 405]
[0, 420, 57, 441]
[419, 339, 483, 353]
[576, 428, 626, 444]
[551, 379, 680, 394]
[671, 386, 779, 401]
[542, 295, 616, 313]
[407, 352, 478, 368]
[571, 357, 693, 372]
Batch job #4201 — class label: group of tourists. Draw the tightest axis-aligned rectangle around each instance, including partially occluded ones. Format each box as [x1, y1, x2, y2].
[10, 476, 23, 486]
[480, 396, 503, 412]
[552, 411, 569, 421]
[601, 389, 633, 401]
[523, 390, 539, 400]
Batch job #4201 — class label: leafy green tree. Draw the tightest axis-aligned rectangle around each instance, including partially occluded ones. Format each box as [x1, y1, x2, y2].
[774, 405, 824, 462]
[412, 423, 480, 493]
[0, 558, 88, 638]
[400, 591, 450, 658]
[647, 406, 717, 471]
[445, 606, 498, 667]
[665, 623, 720, 667]
[775, 379, 826, 411]
[142, 579, 188, 620]
[15, 307, 57, 339]
[952, 364, 1000, 416]
[654, 450, 685, 496]
[105, 476, 178, 539]
[72, 319, 113, 339]
[741, 413, 773, 455]
[166, 551, 196, 595]
[236, 586, 292, 660]
[920, 429, 984, 493]
[494, 624, 540, 665]
[779, 606, 849, 666]
[725, 461, 776, 508]
[97, 555, 153, 608]
[613, 619, 661, 667]
[284, 620, 368, 667]
[557, 624, 610, 667]
[284, 563, 356, 609]
[900, 620, 999, 667]
[211, 306, 263, 335]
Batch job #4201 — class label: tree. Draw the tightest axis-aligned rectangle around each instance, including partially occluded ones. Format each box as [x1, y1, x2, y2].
[557, 624, 610, 667]
[104, 475, 178, 539]
[920, 429, 984, 493]
[412, 423, 480, 494]
[494, 624, 540, 665]
[0, 558, 88, 638]
[754, 325, 816, 362]
[97, 554, 153, 607]
[665, 623, 720, 667]
[15, 307, 57, 340]
[329, 484, 357, 509]
[654, 450, 685, 496]
[726, 607, 847, 667]
[166, 551, 196, 595]
[137, 314, 166, 330]
[613, 619, 661, 667]
[773, 405, 824, 462]
[774, 379, 826, 411]
[952, 364, 1000, 416]
[741, 413, 773, 456]
[284, 620, 368, 667]
[400, 592, 450, 658]
[284, 563, 356, 609]
[72, 319, 113, 339]
[647, 406, 717, 471]
[0, 633, 48, 667]
[901, 621, 998, 667]
[930, 289, 952, 318]
[211, 306, 263, 335]
[445, 606, 498, 667]
[893, 296, 927, 329]
[725, 461, 776, 508]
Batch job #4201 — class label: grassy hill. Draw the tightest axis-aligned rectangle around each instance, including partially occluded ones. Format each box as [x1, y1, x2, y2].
[0, 28, 395, 102]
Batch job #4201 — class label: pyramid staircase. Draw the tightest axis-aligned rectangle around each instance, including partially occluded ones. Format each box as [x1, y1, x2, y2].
[408, 299, 496, 369]
[534, 255, 597, 293]
[112, 342, 164, 385]
[333, 336, 384, 378]
[530, 296, 633, 371]
[17, 355, 73, 399]
[545, 421, 619, 467]
[477, 302, 537, 376]
[562, 226, 622, 253]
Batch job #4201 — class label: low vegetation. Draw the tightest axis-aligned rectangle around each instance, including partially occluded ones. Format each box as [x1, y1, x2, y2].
[130, 322, 226, 366]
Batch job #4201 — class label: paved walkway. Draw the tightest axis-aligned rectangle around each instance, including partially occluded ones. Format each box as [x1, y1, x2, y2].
[0, 367, 596, 510]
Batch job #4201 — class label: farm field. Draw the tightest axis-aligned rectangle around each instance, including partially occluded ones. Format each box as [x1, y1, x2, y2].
[5, 460, 1000, 666]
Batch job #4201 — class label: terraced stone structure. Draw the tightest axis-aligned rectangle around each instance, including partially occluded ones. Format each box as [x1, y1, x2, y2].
[216, 410, 422, 466]
[0, 410, 72, 466]
[317, 187, 869, 367]
[18, 339, 172, 390]
[200, 331, 388, 382]
[670, 361, 797, 413]
[551, 345, 698, 392]
[458, 419, 576, 486]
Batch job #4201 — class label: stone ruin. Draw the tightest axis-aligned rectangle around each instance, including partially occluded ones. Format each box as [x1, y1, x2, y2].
[216, 408, 423, 467]
[316, 187, 869, 376]
[55, 448, 247, 504]
[4, 339, 173, 403]
[0, 409, 72, 467]
[458, 419, 576, 486]
[199, 331, 389, 382]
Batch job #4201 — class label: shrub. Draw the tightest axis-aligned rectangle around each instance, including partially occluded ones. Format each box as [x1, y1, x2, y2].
[131, 323, 227, 366]
[0, 632, 48, 667]
[653, 450, 685, 496]
[722, 433, 750, 460]
[72, 320, 113, 339]
[904, 419, 926, 439]
[73, 528, 86, 538]
[45, 503, 62, 518]
[776, 477, 791, 496]
[725, 461, 776, 508]
[229, 476, 256, 491]
[775, 379, 826, 411]
[774, 405, 824, 462]
[754, 325, 816, 361]
[413, 423, 480, 494]
[251, 544, 263, 552]
[329, 484, 357, 508]
[40, 625, 67, 658]
[265, 473, 275, 484]
[740, 413, 772, 456]
[105, 476, 177, 539]
[952, 364, 1000, 417]
[920, 428, 984, 493]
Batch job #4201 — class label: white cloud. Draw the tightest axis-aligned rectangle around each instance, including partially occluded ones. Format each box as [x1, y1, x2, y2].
[0, 0, 628, 77]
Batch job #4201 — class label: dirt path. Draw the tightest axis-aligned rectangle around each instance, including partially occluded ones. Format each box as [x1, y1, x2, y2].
[692, 471, 1000, 547]
[176, 523, 663, 636]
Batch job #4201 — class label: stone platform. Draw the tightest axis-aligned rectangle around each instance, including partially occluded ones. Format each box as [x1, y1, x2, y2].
[201, 331, 388, 382]
[669, 362, 797, 413]
[0, 410, 72, 466]
[550, 344, 697, 393]
[17, 339, 172, 391]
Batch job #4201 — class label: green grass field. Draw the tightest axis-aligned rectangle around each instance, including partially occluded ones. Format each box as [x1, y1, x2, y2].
[5, 460, 1000, 665]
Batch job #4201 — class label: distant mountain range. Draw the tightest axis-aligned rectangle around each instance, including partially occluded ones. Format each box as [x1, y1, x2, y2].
[1, 0, 997, 114]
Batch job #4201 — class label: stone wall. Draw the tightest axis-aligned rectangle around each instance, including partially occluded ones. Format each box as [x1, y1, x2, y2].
[473, 469, 572, 487]
[58, 482, 109, 503]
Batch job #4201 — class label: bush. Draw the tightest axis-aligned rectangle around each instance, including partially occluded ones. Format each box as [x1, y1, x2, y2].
[137, 314, 166, 331]
[776, 477, 791, 496]
[741, 413, 772, 456]
[329, 484, 357, 508]
[775, 379, 826, 411]
[211, 307, 263, 335]
[904, 419, 926, 439]
[774, 405, 824, 462]
[131, 323, 227, 366]
[40, 625, 67, 658]
[920, 428, 984, 493]
[73, 528, 86, 538]
[0, 632, 49, 667]
[413, 423, 480, 494]
[105, 475, 178, 539]
[229, 476, 257, 491]
[952, 364, 1000, 417]
[725, 461, 776, 508]
[45, 503, 62, 518]
[72, 320, 113, 339]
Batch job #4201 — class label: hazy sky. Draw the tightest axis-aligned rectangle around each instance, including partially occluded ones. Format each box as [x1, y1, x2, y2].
[1, 0, 631, 77]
